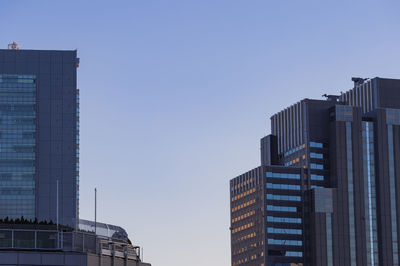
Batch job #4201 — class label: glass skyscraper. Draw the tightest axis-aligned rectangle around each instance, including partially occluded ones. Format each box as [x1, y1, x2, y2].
[0, 74, 36, 220]
[0, 46, 153, 266]
[230, 77, 400, 266]
[0, 48, 79, 228]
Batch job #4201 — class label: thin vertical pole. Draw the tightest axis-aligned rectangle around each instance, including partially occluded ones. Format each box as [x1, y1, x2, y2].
[76, 183, 78, 231]
[95, 188, 97, 235]
[56, 180, 59, 231]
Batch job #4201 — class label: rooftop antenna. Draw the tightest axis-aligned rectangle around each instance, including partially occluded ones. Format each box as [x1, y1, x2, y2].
[95, 188, 97, 235]
[8, 42, 19, 50]
[56, 179, 60, 249]
[56, 180, 59, 231]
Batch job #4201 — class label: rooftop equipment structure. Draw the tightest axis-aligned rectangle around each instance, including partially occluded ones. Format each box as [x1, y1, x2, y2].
[7, 42, 19, 50]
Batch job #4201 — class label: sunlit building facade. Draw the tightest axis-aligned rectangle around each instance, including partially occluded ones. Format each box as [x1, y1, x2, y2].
[230, 77, 400, 266]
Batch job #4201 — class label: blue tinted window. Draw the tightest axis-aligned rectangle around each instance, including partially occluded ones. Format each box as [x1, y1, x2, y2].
[346, 122, 356, 266]
[310, 152, 323, 159]
[285, 161, 293, 166]
[283, 145, 303, 157]
[268, 239, 302, 246]
[267, 194, 301, 201]
[266, 183, 300, 190]
[311, 174, 324, 181]
[0, 74, 36, 220]
[285, 251, 303, 257]
[310, 142, 323, 148]
[267, 205, 297, 212]
[267, 216, 302, 223]
[268, 227, 302, 235]
[266, 172, 300, 179]
[310, 163, 324, 170]
[362, 121, 379, 265]
[311, 185, 324, 189]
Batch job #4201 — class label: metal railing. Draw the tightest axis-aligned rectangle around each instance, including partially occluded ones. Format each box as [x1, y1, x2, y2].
[0, 229, 140, 261]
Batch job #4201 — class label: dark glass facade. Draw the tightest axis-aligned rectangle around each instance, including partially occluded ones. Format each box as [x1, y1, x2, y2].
[363, 121, 379, 265]
[230, 77, 400, 266]
[0, 49, 79, 228]
[0, 74, 36, 219]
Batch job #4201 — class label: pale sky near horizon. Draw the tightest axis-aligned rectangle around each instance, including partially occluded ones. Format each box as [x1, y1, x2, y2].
[1, 1, 400, 265]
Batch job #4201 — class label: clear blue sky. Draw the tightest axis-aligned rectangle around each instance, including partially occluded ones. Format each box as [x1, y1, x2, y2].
[1, 1, 400, 265]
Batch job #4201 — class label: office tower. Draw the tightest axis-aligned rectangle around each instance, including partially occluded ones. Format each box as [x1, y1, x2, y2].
[0, 44, 152, 266]
[0, 46, 79, 228]
[230, 77, 400, 266]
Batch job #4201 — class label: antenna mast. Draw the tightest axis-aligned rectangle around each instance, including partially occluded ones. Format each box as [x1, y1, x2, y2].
[95, 188, 97, 235]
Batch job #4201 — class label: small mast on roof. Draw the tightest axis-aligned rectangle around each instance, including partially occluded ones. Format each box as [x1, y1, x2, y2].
[8, 42, 20, 50]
